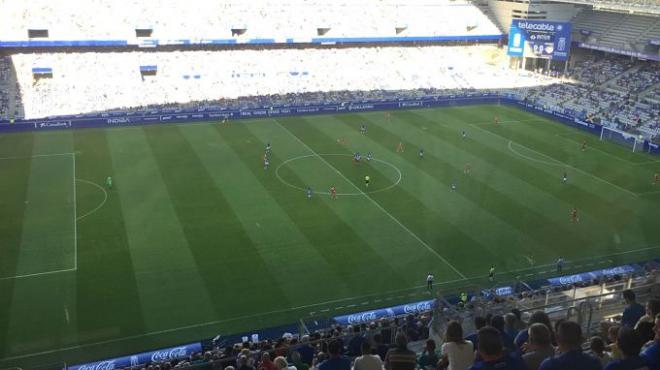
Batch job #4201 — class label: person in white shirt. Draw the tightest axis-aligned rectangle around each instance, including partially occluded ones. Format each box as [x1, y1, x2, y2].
[427, 273, 434, 290]
[353, 341, 384, 370]
[440, 321, 475, 370]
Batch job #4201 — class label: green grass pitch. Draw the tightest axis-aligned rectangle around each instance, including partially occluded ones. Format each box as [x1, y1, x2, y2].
[1, 104, 659, 367]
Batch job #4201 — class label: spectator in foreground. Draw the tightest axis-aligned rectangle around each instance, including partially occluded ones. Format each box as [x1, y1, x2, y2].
[515, 311, 554, 351]
[348, 325, 366, 357]
[491, 315, 515, 351]
[373, 334, 389, 361]
[511, 309, 527, 331]
[417, 339, 439, 370]
[291, 352, 309, 370]
[313, 352, 327, 370]
[522, 323, 555, 370]
[621, 290, 645, 329]
[590, 336, 612, 368]
[637, 299, 660, 329]
[505, 313, 521, 341]
[604, 328, 647, 370]
[385, 333, 416, 370]
[319, 340, 350, 370]
[274, 356, 297, 370]
[354, 341, 384, 370]
[439, 321, 474, 370]
[260, 353, 277, 370]
[469, 327, 527, 370]
[609, 326, 623, 360]
[641, 314, 660, 370]
[539, 321, 601, 370]
[238, 355, 256, 370]
[296, 336, 315, 366]
[636, 321, 656, 351]
[466, 316, 487, 349]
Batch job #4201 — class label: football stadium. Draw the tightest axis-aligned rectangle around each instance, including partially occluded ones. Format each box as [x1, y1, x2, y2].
[0, 0, 660, 369]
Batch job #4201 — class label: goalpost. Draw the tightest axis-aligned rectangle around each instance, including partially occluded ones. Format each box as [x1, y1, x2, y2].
[599, 126, 644, 152]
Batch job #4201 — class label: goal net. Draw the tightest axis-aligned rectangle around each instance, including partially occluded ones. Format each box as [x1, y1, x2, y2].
[599, 126, 643, 152]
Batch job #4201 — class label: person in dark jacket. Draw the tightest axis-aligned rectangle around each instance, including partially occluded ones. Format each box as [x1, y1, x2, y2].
[539, 321, 601, 370]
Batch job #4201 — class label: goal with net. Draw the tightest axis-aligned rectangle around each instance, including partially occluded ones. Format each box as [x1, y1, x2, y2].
[599, 126, 644, 152]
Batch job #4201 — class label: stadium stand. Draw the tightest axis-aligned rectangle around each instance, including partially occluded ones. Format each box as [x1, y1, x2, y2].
[611, 64, 660, 94]
[0, 0, 500, 43]
[0, 56, 9, 120]
[2, 46, 659, 140]
[572, 8, 660, 51]
[511, 53, 660, 139]
[97, 267, 660, 370]
[6, 45, 554, 120]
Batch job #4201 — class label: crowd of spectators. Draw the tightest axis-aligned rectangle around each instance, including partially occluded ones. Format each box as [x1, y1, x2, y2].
[612, 64, 660, 94]
[128, 300, 660, 370]
[117, 271, 660, 370]
[567, 57, 634, 85]
[5, 45, 553, 120]
[514, 56, 660, 139]
[0, 0, 500, 42]
[1, 46, 658, 140]
[0, 56, 11, 119]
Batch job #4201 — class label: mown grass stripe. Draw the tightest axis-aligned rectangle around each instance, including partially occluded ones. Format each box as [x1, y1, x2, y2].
[0, 132, 35, 356]
[106, 128, 217, 332]
[400, 109, 647, 256]
[143, 125, 293, 316]
[275, 118, 467, 279]
[332, 113, 565, 264]
[218, 121, 414, 290]
[278, 115, 493, 277]
[180, 124, 355, 305]
[72, 128, 147, 352]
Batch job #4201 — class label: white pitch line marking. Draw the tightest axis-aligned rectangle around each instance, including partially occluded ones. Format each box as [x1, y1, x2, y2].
[472, 122, 638, 197]
[632, 160, 660, 166]
[275, 154, 402, 196]
[72, 153, 78, 270]
[638, 190, 660, 196]
[554, 133, 639, 165]
[507, 141, 565, 167]
[75, 179, 108, 221]
[507, 140, 638, 198]
[273, 119, 467, 279]
[0, 267, 77, 281]
[0, 152, 75, 161]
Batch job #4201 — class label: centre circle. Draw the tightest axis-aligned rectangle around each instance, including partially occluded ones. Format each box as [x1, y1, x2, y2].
[275, 154, 402, 196]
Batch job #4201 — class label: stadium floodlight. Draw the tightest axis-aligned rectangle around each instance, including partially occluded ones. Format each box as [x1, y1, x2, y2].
[545, 0, 660, 16]
[599, 126, 644, 152]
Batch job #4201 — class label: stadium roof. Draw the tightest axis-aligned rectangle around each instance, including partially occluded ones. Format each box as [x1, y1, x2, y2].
[546, 0, 660, 16]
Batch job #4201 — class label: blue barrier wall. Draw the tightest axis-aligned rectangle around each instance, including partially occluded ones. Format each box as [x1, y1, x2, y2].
[69, 343, 202, 370]
[0, 95, 500, 131]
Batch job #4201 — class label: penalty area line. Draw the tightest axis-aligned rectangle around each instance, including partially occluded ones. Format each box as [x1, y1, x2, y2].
[0, 152, 76, 161]
[554, 133, 639, 165]
[470, 123, 638, 198]
[0, 267, 77, 281]
[272, 119, 467, 279]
